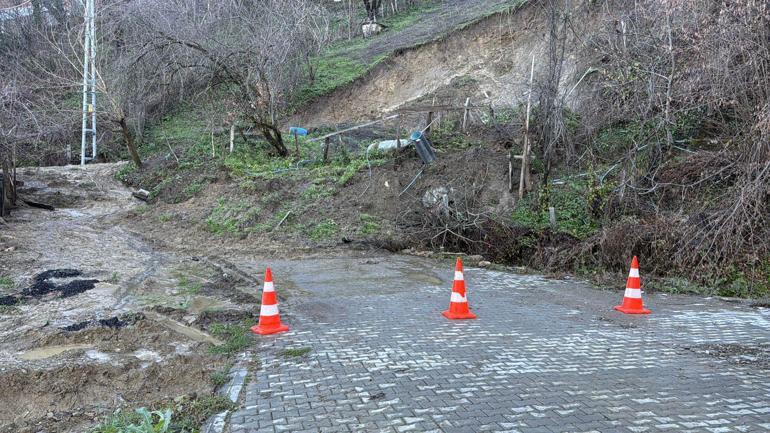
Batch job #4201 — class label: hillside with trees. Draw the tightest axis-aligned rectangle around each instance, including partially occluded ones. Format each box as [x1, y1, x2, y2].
[2, 0, 768, 296]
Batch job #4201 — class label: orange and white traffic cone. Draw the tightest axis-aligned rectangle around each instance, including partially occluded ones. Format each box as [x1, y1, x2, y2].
[251, 267, 290, 335]
[442, 257, 477, 320]
[614, 256, 651, 314]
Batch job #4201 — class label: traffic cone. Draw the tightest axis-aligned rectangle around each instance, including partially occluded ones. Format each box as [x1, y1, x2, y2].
[442, 257, 477, 320]
[614, 256, 651, 314]
[251, 267, 290, 335]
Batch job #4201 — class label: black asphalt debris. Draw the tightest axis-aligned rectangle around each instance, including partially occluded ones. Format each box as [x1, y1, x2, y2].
[5, 269, 101, 304]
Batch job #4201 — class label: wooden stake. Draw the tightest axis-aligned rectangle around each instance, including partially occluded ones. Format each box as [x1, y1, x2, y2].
[426, 111, 433, 138]
[323, 137, 330, 163]
[396, 118, 402, 149]
[519, 55, 535, 199]
[229, 124, 235, 153]
[462, 97, 470, 132]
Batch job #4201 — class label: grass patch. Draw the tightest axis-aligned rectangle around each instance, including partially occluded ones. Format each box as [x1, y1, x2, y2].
[511, 179, 602, 240]
[0, 305, 21, 315]
[359, 213, 380, 235]
[210, 364, 232, 387]
[159, 213, 174, 223]
[90, 395, 235, 433]
[301, 183, 335, 200]
[279, 347, 312, 357]
[209, 323, 251, 356]
[178, 276, 202, 295]
[0, 276, 13, 289]
[308, 219, 338, 241]
[291, 1, 442, 109]
[206, 198, 260, 236]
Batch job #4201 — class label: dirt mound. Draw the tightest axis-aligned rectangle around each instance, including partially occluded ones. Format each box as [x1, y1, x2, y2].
[0, 353, 223, 433]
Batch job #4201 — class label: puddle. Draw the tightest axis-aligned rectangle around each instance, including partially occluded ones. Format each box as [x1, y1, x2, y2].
[19, 343, 93, 360]
[86, 350, 112, 363]
[405, 272, 443, 286]
[133, 349, 163, 362]
[144, 311, 223, 346]
[188, 296, 225, 314]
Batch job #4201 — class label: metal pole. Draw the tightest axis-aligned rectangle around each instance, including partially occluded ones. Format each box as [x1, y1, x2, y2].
[80, 0, 96, 166]
[89, 0, 96, 162]
[79, 0, 90, 166]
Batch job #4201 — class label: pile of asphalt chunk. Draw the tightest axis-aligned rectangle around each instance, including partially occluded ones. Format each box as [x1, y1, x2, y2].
[0, 269, 100, 308]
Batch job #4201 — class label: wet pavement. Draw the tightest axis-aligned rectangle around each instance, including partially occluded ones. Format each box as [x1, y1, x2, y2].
[227, 256, 770, 433]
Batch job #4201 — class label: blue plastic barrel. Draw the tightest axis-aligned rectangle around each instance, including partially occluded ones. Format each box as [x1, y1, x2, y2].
[289, 127, 308, 136]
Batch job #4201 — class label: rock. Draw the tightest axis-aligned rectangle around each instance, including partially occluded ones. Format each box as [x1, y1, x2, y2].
[414, 251, 434, 257]
[464, 255, 484, 265]
[478, 260, 492, 268]
[132, 189, 150, 201]
[422, 187, 454, 217]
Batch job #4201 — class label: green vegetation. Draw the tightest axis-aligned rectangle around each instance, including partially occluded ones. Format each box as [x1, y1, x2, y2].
[293, 1, 441, 109]
[206, 198, 260, 236]
[91, 396, 235, 433]
[279, 347, 312, 357]
[511, 179, 603, 240]
[308, 219, 339, 241]
[108, 272, 121, 284]
[359, 213, 380, 235]
[159, 213, 174, 223]
[209, 323, 251, 356]
[134, 205, 149, 215]
[178, 276, 202, 295]
[0, 276, 13, 289]
[115, 163, 137, 183]
[301, 183, 335, 200]
[210, 364, 232, 387]
[91, 408, 171, 433]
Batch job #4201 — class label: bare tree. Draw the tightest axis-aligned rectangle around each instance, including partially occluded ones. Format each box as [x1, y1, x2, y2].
[363, 0, 382, 22]
[137, 0, 330, 157]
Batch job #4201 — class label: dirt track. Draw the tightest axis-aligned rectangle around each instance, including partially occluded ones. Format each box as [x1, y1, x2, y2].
[357, 0, 520, 64]
[0, 164, 250, 432]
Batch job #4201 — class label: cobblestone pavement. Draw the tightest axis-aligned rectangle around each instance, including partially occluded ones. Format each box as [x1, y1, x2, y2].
[227, 255, 770, 433]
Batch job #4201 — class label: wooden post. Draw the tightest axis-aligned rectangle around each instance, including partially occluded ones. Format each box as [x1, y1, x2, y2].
[294, 131, 300, 158]
[323, 137, 330, 163]
[426, 111, 433, 138]
[519, 55, 535, 199]
[508, 152, 513, 192]
[462, 97, 471, 133]
[396, 118, 402, 150]
[229, 124, 235, 153]
[348, 0, 353, 40]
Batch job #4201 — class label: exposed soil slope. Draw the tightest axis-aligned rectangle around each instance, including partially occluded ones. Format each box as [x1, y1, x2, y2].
[295, 0, 598, 126]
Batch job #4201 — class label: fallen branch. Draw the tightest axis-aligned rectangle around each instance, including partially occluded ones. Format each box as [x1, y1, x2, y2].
[23, 200, 54, 211]
[273, 210, 292, 231]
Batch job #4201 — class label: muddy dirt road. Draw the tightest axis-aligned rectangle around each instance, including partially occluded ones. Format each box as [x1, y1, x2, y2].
[0, 164, 255, 433]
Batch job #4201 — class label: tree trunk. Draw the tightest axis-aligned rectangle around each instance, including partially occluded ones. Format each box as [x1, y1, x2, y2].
[119, 117, 142, 168]
[259, 123, 288, 157]
[31, 0, 43, 29]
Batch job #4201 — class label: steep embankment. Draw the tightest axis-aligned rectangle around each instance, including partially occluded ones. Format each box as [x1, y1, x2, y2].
[295, 0, 600, 126]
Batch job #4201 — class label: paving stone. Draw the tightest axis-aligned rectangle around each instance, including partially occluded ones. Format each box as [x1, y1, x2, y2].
[223, 258, 770, 433]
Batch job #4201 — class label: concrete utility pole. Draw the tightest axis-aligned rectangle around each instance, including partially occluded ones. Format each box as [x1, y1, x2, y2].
[80, 0, 96, 166]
